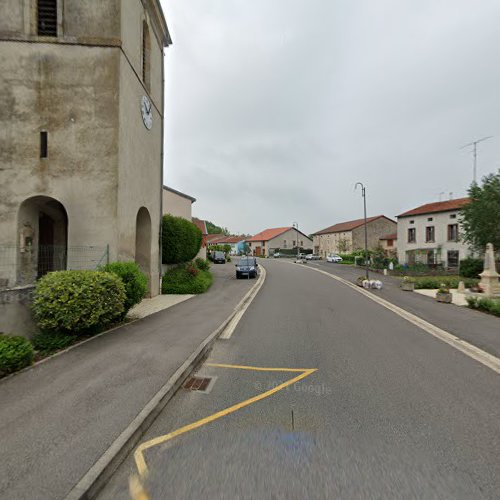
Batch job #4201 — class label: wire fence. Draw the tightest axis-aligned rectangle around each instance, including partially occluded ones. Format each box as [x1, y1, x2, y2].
[0, 244, 109, 289]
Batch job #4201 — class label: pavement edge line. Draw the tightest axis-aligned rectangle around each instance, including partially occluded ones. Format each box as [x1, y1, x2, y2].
[290, 262, 500, 374]
[64, 264, 267, 500]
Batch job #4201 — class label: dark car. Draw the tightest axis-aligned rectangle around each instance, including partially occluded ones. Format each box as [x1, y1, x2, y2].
[213, 251, 226, 264]
[236, 257, 258, 279]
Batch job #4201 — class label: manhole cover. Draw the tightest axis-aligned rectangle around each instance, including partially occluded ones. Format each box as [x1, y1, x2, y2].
[183, 376, 214, 393]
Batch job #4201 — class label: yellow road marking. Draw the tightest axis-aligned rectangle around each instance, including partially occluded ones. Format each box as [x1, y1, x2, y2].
[133, 364, 317, 479]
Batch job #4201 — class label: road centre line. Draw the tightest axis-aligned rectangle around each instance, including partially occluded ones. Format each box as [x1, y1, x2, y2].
[220, 264, 267, 339]
[292, 262, 500, 375]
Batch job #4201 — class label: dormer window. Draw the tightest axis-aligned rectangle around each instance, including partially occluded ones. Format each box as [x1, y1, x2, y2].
[38, 0, 58, 37]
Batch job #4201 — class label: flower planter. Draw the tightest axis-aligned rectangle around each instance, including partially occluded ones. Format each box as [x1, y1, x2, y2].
[436, 292, 452, 303]
[401, 282, 415, 291]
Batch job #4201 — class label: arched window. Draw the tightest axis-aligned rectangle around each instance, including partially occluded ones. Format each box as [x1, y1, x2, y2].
[38, 0, 58, 37]
[142, 21, 151, 89]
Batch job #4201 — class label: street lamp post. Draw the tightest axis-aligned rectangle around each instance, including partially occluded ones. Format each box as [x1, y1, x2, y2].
[354, 182, 369, 280]
[293, 222, 299, 261]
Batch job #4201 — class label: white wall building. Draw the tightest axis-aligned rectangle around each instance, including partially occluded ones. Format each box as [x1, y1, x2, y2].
[247, 227, 313, 257]
[397, 198, 471, 268]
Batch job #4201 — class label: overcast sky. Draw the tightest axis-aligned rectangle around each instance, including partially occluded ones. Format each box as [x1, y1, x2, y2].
[160, 0, 500, 236]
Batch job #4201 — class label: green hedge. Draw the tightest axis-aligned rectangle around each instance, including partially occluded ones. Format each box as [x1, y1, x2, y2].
[162, 266, 213, 294]
[459, 258, 483, 279]
[102, 261, 148, 315]
[33, 270, 126, 335]
[162, 215, 202, 264]
[0, 335, 34, 374]
[408, 276, 479, 289]
[32, 331, 76, 355]
[466, 296, 500, 317]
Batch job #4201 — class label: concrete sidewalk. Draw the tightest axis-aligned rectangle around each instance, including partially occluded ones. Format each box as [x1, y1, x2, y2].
[0, 264, 256, 500]
[307, 262, 500, 358]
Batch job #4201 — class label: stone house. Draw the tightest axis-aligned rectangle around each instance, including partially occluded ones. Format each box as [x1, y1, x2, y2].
[379, 233, 397, 255]
[0, 0, 171, 298]
[247, 227, 313, 257]
[313, 216, 396, 257]
[396, 198, 471, 267]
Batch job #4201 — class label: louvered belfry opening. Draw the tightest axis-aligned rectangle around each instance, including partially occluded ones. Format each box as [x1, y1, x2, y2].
[38, 0, 58, 37]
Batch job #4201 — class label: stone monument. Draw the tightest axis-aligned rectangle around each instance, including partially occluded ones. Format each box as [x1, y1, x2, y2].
[479, 243, 500, 297]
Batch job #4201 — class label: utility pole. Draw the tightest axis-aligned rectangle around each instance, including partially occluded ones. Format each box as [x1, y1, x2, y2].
[293, 222, 299, 261]
[461, 136, 493, 184]
[354, 183, 369, 280]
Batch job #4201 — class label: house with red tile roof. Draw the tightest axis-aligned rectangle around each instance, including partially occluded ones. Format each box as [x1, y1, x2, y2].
[246, 227, 312, 257]
[206, 234, 248, 255]
[396, 198, 471, 267]
[379, 232, 398, 254]
[312, 216, 396, 258]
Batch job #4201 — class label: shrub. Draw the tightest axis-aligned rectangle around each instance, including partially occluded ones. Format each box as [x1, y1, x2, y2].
[195, 258, 210, 271]
[466, 296, 500, 317]
[162, 266, 213, 294]
[32, 331, 75, 355]
[0, 335, 34, 374]
[102, 261, 148, 315]
[33, 270, 126, 335]
[411, 276, 478, 290]
[162, 215, 202, 264]
[459, 258, 483, 279]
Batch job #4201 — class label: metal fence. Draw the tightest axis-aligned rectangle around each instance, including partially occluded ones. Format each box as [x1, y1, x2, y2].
[0, 244, 109, 289]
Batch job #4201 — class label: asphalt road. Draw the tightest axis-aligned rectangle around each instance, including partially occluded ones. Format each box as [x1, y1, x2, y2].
[98, 259, 500, 500]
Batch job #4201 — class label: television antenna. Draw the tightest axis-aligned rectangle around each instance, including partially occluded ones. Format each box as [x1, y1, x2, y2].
[460, 136, 493, 184]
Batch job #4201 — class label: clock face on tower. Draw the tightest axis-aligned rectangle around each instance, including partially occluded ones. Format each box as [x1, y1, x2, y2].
[141, 95, 153, 130]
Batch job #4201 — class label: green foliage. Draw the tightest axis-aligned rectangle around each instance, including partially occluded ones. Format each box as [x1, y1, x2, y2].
[460, 172, 500, 252]
[466, 296, 500, 317]
[102, 261, 148, 315]
[33, 270, 126, 335]
[205, 221, 229, 235]
[162, 215, 202, 264]
[162, 266, 213, 294]
[195, 258, 211, 271]
[459, 258, 483, 279]
[0, 335, 34, 374]
[408, 276, 478, 290]
[32, 331, 75, 354]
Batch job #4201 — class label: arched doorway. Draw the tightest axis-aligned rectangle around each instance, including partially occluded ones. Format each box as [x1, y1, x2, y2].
[135, 207, 151, 280]
[17, 196, 68, 283]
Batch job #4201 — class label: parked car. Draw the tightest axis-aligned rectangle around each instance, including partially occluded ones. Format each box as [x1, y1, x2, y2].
[326, 254, 343, 263]
[306, 254, 321, 260]
[236, 257, 258, 279]
[213, 251, 226, 264]
[273, 252, 281, 258]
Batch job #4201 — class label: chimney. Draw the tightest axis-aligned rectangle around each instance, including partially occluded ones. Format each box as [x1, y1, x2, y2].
[449, 192, 453, 200]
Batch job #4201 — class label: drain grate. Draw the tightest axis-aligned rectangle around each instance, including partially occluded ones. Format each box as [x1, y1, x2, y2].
[183, 376, 212, 392]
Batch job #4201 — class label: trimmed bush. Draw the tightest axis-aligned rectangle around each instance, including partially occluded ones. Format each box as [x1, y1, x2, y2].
[32, 331, 75, 355]
[102, 261, 148, 315]
[162, 266, 213, 294]
[459, 258, 483, 279]
[466, 296, 500, 317]
[0, 335, 34, 374]
[409, 276, 478, 290]
[195, 258, 210, 271]
[162, 215, 202, 264]
[33, 270, 126, 335]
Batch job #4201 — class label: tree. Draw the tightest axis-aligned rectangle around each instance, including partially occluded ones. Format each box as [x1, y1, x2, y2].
[206, 221, 230, 235]
[337, 238, 350, 253]
[460, 172, 500, 252]
[162, 215, 202, 264]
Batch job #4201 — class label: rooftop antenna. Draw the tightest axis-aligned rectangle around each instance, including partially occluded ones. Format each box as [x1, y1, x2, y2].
[460, 136, 493, 184]
[437, 191, 445, 201]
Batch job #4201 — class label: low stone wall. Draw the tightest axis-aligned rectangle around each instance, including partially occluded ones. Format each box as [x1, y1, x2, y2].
[0, 285, 38, 339]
